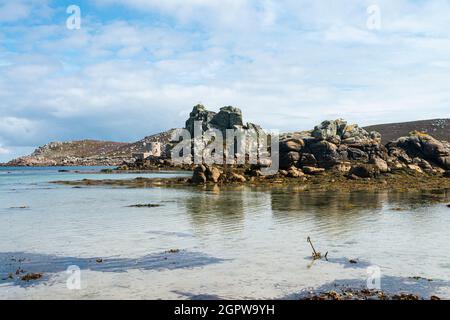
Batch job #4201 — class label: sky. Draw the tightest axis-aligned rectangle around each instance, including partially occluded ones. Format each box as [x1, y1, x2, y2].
[0, 0, 450, 162]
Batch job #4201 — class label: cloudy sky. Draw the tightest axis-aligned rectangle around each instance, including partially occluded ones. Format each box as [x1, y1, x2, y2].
[0, 0, 449, 162]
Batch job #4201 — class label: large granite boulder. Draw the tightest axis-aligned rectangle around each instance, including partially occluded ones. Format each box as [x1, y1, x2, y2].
[192, 164, 207, 184]
[347, 147, 369, 161]
[192, 164, 227, 184]
[205, 166, 222, 183]
[306, 140, 341, 168]
[298, 153, 317, 167]
[370, 157, 389, 173]
[280, 151, 301, 169]
[312, 119, 347, 141]
[185, 104, 217, 136]
[280, 138, 304, 153]
[210, 106, 244, 132]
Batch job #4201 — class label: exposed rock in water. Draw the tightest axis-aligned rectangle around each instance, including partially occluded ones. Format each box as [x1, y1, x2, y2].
[191, 164, 250, 184]
[205, 166, 222, 183]
[21, 273, 43, 282]
[192, 165, 207, 184]
[227, 172, 247, 182]
[127, 204, 162, 208]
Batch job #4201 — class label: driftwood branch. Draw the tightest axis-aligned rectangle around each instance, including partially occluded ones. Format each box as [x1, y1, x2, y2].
[307, 236, 328, 261]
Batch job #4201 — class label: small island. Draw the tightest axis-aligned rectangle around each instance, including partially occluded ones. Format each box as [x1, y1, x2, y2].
[43, 105, 449, 193]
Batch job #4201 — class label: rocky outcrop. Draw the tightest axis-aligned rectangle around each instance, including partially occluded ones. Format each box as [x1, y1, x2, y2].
[209, 106, 244, 132]
[190, 117, 450, 184]
[387, 131, 450, 170]
[192, 165, 208, 184]
[191, 164, 248, 184]
[185, 104, 262, 137]
[185, 104, 217, 136]
[280, 119, 384, 170]
[275, 120, 449, 181]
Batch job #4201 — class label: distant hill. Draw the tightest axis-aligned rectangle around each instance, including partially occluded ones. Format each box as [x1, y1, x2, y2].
[3, 129, 179, 166]
[364, 119, 450, 144]
[5, 140, 131, 166]
[117, 128, 178, 156]
[31, 140, 129, 158]
[4, 118, 450, 166]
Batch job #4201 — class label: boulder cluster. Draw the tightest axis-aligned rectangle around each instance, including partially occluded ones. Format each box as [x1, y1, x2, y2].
[185, 104, 263, 136]
[275, 120, 380, 181]
[191, 117, 450, 184]
[278, 120, 449, 179]
[192, 164, 247, 184]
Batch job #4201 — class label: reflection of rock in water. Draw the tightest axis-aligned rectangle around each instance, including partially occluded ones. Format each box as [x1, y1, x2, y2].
[270, 188, 450, 217]
[183, 186, 246, 229]
[270, 189, 387, 216]
[386, 189, 450, 208]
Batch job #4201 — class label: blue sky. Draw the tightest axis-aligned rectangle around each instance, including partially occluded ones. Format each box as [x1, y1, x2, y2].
[1, 0, 450, 161]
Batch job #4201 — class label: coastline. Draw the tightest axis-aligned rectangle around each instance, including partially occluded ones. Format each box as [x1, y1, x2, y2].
[51, 169, 450, 193]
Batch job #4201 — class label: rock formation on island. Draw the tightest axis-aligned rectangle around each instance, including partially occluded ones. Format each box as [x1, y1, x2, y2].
[3, 104, 449, 180]
[185, 104, 262, 136]
[276, 120, 449, 179]
[190, 115, 450, 184]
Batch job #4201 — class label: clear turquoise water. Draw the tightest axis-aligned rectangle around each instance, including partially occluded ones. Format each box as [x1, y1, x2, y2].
[0, 166, 449, 299]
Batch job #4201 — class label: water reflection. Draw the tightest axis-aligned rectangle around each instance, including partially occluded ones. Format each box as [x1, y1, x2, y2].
[271, 188, 449, 215]
[182, 186, 450, 237]
[183, 186, 246, 231]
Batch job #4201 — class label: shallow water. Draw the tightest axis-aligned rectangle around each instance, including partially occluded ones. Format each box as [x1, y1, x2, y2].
[0, 166, 449, 299]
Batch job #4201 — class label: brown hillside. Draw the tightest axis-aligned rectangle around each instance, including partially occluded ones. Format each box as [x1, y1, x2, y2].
[364, 119, 450, 144]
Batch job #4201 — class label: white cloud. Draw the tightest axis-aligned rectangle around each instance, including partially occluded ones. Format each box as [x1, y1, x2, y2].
[0, 0, 53, 23]
[0, 117, 40, 145]
[0, 1, 30, 22]
[0, 144, 9, 155]
[0, 0, 450, 151]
